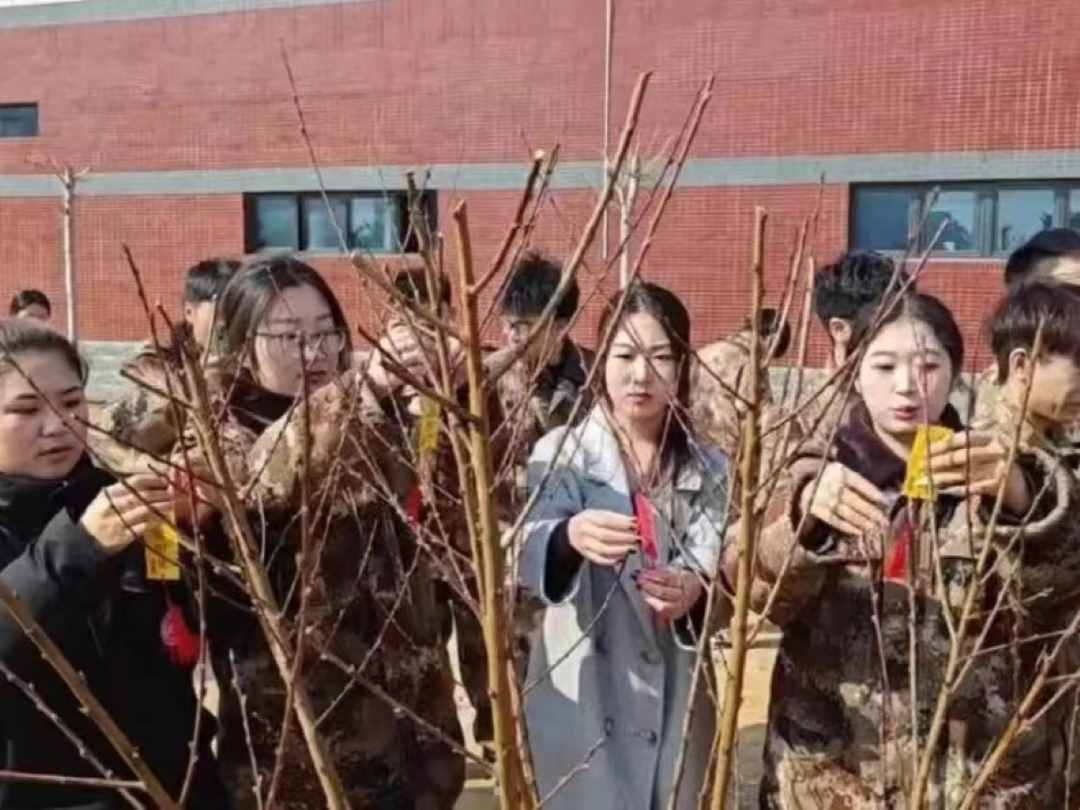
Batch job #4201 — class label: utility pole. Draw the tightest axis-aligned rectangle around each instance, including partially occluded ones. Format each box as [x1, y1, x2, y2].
[53, 162, 90, 344]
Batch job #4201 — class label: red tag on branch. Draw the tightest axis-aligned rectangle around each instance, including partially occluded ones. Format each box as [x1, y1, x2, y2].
[633, 493, 658, 567]
[404, 484, 423, 530]
[884, 519, 913, 583]
[161, 602, 201, 669]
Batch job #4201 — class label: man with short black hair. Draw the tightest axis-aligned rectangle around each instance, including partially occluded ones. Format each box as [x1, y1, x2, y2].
[9, 289, 51, 323]
[813, 250, 908, 371]
[485, 251, 594, 445]
[1003, 227, 1080, 288]
[787, 250, 912, 442]
[973, 228, 1080, 426]
[183, 258, 242, 353]
[92, 257, 240, 473]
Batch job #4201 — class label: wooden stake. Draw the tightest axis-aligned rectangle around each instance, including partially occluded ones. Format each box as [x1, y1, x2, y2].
[452, 201, 537, 810]
[709, 206, 768, 810]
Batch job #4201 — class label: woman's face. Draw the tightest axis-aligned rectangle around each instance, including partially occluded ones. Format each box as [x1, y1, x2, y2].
[252, 284, 342, 397]
[858, 316, 954, 439]
[0, 351, 87, 480]
[604, 312, 680, 432]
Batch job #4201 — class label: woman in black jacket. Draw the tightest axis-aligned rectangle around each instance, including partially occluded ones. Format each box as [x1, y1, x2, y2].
[0, 318, 227, 809]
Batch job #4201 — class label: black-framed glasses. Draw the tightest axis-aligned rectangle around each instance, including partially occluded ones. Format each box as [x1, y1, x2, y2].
[254, 327, 346, 357]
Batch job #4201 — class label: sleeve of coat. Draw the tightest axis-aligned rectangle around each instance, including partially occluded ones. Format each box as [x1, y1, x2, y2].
[674, 444, 730, 579]
[519, 426, 588, 606]
[670, 444, 730, 650]
[984, 447, 1080, 622]
[722, 454, 830, 627]
[90, 353, 182, 475]
[0, 512, 111, 663]
[245, 372, 412, 516]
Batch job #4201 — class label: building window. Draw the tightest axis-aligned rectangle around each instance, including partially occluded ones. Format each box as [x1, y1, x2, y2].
[243, 191, 432, 254]
[851, 181, 1080, 257]
[0, 104, 38, 138]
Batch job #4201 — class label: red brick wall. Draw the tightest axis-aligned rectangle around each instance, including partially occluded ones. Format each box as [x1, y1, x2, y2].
[0, 0, 1074, 358]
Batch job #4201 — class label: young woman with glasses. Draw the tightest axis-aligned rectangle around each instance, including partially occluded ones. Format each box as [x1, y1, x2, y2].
[173, 255, 463, 809]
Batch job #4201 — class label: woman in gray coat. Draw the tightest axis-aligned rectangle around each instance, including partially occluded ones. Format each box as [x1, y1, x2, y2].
[519, 282, 730, 810]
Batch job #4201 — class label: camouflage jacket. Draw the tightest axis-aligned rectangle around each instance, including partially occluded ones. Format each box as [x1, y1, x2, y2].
[90, 339, 188, 474]
[690, 329, 761, 459]
[690, 330, 809, 501]
[741, 399, 1080, 809]
[487, 340, 595, 480]
[176, 370, 463, 810]
[973, 361, 1080, 447]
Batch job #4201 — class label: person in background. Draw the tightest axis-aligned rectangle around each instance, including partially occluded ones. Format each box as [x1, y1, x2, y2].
[796, 250, 911, 441]
[483, 253, 597, 741]
[485, 251, 595, 457]
[182, 257, 241, 358]
[520, 282, 728, 810]
[690, 307, 791, 459]
[0, 318, 227, 809]
[814, 251, 908, 373]
[90, 257, 240, 474]
[355, 266, 456, 395]
[975, 280, 1080, 801]
[353, 266, 498, 750]
[972, 227, 1080, 429]
[371, 255, 597, 749]
[9, 289, 51, 323]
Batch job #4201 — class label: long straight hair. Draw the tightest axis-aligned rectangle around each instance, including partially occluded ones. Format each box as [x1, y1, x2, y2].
[216, 255, 353, 376]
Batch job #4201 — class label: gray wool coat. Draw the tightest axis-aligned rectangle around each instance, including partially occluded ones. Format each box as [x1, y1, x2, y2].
[518, 408, 730, 810]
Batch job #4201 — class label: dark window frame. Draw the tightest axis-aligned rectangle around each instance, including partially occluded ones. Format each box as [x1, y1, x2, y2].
[243, 190, 434, 255]
[851, 180, 1080, 259]
[0, 103, 39, 138]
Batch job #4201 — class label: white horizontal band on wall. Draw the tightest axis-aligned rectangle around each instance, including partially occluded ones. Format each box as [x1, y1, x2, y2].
[0, 150, 1077, 198]
[0, 0, 372, 29]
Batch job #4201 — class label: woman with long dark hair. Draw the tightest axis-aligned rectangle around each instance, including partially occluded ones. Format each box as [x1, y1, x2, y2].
[740, 291, 1080, 808]
[0, 318, 226, 808]
[519, 281, 729, 810]
[177, 255, 463, 809]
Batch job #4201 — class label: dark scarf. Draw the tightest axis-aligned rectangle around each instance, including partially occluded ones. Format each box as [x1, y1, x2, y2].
[833, 398, 964, 492]
[222, 368, 296, 436]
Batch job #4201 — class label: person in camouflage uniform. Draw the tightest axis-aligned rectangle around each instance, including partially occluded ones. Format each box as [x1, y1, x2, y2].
[972, 228, 1080, 430]
[355, 267, 501, 746]
[794, 251, 914, 445]
[980, 281, 1080, 807]
[90, 257, 239, 474]
[175, 257, 463, 810]
[370, 255, 595, 745]
[484, 254, 597, 691]
[731, 291, 1080, 809]
[486, 252, 595, 503]
[689, 307, 790, 460]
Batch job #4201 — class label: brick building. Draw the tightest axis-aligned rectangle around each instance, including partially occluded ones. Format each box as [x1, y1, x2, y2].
[1, 0, 1079, 377]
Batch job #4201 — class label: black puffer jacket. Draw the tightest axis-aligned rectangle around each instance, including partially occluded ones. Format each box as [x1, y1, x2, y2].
[0, 458, 227, 809]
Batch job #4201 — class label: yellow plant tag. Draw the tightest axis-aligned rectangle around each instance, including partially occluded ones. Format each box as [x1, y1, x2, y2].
[145, 519, 181, 581]
[902, 425, 955, 501]
[417, 396, 443, 460]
